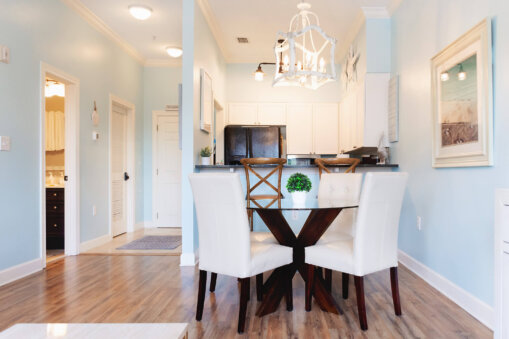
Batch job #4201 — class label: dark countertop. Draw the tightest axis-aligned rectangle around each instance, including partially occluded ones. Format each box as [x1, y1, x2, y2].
[196, 163, 399, 169]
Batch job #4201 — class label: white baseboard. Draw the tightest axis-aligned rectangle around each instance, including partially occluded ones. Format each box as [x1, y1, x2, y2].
[180, 249, 198, 266]
[79, 234, 111, 252]
[398, 250, 494, 330]
[0, 258, 44, 287]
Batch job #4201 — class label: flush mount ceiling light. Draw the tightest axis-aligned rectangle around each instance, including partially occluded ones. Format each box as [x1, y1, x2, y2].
[45, 80, 65, 97]
[128, 5, 152, 20]
[273, 2, 337, 90]
[166, 46, 183, 58]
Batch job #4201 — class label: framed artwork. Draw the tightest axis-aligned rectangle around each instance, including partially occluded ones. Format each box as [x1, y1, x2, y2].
[200, 69, 213, 133]
[431, 18, 493, 167]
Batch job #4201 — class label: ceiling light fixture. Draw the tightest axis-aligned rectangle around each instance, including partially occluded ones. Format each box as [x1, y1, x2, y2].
[457, 64, 467, 81]
[273, 2, 337, 90]
[128, 5, 152, 20]
[254, 65, 265, 81]
[440, 71, 450, 82]
[166, 46, 183, 58]
[45, 80, 65, 97]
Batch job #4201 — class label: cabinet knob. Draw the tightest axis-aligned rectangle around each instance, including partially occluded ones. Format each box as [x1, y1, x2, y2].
[53, 193, 57, 197]
[53, 224, 58, 227]
[53, 206, 58, 210]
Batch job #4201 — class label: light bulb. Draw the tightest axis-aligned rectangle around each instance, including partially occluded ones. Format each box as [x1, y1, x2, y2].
[129, 5, 152, 20]
[166, 46, 183, 58]
[457, 64, 466, 81]
[253, 66, 264, 81]
[440, 72, 450, 82]
[319, 58, 325, 72]
[297, 61, 302, 71]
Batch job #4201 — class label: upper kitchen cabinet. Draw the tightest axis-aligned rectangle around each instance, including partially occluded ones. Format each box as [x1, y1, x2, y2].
[313, 103, 339, 154]
[257, 103, 286, 125]
[227, 103, 286, 126]
[339, 73, 390, 153]
[227, 103, 258, 125]
[287, 104, 314, 155]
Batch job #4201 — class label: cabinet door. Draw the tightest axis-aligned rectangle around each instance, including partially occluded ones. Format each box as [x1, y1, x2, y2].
[287, 104, 313, 155]
[228, 103, 258, 125]
[313, 103, 339, 154]
[258, 103, 286, 125]
[503, 252, 509, 339]
[339, 93, 355, 153]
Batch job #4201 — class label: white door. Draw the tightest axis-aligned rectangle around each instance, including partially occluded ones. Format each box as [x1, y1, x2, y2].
[111, 104, 128, 237]
[258, 103, 286, 125]
[313, 103, 339, 154]
[228, 103, 258, 125]
[287, 103, 314, 154]
[154, 114, 181, 227]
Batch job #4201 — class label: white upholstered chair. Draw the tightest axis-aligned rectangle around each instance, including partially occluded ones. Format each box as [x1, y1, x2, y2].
[305, 172, 408, 331]
[317, 173, 363, 295]
[189, 173, 293, 333]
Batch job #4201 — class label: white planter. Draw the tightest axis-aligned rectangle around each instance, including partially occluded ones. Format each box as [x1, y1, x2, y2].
[201, 156, 211, 165]
[291, 191, 307, 205]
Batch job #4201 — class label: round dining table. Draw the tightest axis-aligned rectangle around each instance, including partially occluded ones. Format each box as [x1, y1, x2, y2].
[248, 198, 359, 317]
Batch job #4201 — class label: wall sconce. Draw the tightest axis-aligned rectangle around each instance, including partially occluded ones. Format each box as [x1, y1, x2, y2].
[91, 101, 100, 126]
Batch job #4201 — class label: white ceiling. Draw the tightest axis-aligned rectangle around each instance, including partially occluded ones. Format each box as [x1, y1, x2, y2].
[78, 0, 182, 63]
[73, 0, 401, 65]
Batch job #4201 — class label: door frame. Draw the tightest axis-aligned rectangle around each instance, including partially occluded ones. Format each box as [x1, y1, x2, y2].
[40, 62, 80, 264]
[152, 109, 180, 228]
[109, 94, 136, 236]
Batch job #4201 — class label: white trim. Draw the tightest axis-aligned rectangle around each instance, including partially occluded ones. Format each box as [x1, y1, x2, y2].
[109, 95, 136, 237]
[180, 249, 198, 266]
[79, 234, 111, 252]
[40, 63, 81, 264]
[145, 59, 182, 68]
[60, 0, 145, 64]
[398, 250, 494, 330]
[152, 110, 181, 228]
[0, 259, 44, 287]
[196, 0, 230, 62]
[361, 7, 390, 18]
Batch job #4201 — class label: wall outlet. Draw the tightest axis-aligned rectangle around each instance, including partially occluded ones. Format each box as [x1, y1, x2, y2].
[92, 205, 97, 216]
[417, 216, 422, 231]
[0, 45, 10, 64]
[0, 136, 11, 151]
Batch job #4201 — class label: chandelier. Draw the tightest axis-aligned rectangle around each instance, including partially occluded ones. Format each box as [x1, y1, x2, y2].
[273, 2, 337, 90]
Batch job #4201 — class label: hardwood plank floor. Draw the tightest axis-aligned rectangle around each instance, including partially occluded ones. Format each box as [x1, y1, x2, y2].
[0, 256, 491, 338]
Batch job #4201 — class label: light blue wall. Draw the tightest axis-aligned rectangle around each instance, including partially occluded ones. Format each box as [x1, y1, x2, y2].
[0, 0, 144, 270]
[391, 0, 509, 306]
[366, 18, 391, 73]
[143, 66, 182, 220]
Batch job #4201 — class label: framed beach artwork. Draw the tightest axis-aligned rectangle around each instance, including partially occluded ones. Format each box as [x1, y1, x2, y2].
[431, 18, 493, 168]
[200, 69, 213, 133]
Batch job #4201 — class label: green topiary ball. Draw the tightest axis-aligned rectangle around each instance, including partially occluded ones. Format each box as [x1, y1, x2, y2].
[286, 173, 312, 193]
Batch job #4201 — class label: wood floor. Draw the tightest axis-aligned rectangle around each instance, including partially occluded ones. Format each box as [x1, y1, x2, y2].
[82, 228, 182, 256]
[0, 255, 491, 338]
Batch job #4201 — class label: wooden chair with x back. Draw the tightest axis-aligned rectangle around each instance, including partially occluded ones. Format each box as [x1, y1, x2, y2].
[315, 157, 361, 178]
[240, 157, 287, 230]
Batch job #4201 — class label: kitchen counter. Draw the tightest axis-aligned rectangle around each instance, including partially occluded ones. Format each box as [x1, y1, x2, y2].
[196, 163, 398, 169]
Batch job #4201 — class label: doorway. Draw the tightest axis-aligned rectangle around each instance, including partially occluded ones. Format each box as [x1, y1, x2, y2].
[152, 110, 181, 228]
[109, 95, 135, 237]
[40, 63, 80, 265]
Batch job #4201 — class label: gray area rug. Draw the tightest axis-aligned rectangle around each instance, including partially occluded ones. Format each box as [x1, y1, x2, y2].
[117, 235, 182, 250]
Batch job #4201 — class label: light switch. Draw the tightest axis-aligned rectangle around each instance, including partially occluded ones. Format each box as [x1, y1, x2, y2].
[0, 136, 11, 151]
[0, 45, 10, 64]
[92, 131, 99, 140]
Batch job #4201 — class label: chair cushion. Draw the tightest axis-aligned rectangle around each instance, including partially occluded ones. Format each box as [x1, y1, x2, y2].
[305, 239, 354, 274]
[250, 241, 293, 277]
[250, 232, 277, 243]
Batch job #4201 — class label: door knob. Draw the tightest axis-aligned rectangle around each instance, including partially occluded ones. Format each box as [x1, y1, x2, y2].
[124, 172, 130, 181]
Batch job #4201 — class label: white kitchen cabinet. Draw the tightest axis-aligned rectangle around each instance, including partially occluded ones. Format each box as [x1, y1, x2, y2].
[258, 103, 286, 125]
[339, 73, 390, 153]
[313, 103, 339, 154]
[495, 189, 509, 339]
[287, 104, 314, 155]
[227, 103, 286, 126]
[227, 103, 258, 125]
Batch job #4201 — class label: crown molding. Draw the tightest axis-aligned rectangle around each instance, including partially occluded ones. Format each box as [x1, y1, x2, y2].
[145, 59, 182, 67]
[361, 6, 390, 19]
[60, 0, 145, 64]
[196, 0, 230, 62]
[388, 0, 404, 15]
